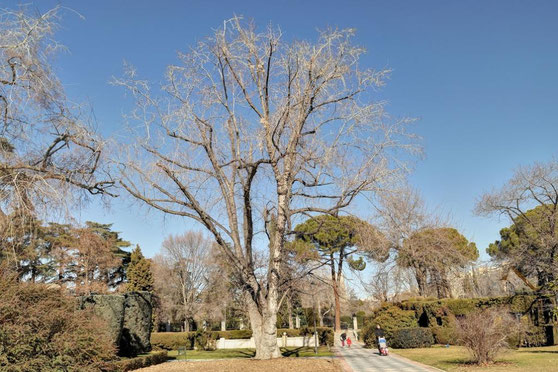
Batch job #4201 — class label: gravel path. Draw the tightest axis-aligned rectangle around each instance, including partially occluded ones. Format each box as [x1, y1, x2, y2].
[137, 358, 341, 371]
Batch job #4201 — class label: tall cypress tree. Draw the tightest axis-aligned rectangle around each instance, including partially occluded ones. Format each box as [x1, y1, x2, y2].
[126, 245, 154, 292]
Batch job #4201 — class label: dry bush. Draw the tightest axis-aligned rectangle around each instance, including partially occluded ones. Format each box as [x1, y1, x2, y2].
[0, 270, 117, 371]
[456, 308, 519, 364]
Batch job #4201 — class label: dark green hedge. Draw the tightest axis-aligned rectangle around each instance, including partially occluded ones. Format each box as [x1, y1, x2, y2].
[215, 329, 253, 339]
[390, 328, 434, 349]
[399, 295, 536, 327]
[300, 327, 334, 346]
[114, 351, 167, 371]
[362, 304, 417, 348]
[363, 294, 543, 348]
[151, 333, 195, 350]
[431, 325, 457, 345]
[277, 328, 302, 337]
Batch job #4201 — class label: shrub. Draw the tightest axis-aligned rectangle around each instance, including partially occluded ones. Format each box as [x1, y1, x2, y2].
[150, 332, 195, 350]
[0, 275, 118, 372]
[362, 305, 417, 348]
[114, 351, 167, 371]
[151, 329, 254, 350]
[193, 330, 216, 350]
[277, 328, 301, 337]
[215, 329, 253, 339]
[457, 308, 519, 364]
[340, 315, 352, 326]
[390, 328, 434, 349]
[519, 317, 547, 347]
[431, 325, 457, 345]
[299, 327, 334, 346]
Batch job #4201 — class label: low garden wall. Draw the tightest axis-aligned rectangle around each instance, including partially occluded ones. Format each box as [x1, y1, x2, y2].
[216, 335, 318, 349]
[151, 327, 333, 351]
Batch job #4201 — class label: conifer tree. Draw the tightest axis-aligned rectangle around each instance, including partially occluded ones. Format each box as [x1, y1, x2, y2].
[126, 245, 154, 292]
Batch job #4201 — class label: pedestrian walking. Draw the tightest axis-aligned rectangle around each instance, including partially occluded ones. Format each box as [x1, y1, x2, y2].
[346, 337, 352, 348]
[340, 332, 347, 347]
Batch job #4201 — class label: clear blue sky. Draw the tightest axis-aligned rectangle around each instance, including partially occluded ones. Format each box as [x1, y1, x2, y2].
[16, 0, 558, 260]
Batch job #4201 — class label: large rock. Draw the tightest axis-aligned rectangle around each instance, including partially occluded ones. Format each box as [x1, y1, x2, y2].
[78, 291, 152, 356]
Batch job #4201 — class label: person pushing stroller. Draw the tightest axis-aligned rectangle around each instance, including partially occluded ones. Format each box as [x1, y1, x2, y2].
[375, 325, 388, 356]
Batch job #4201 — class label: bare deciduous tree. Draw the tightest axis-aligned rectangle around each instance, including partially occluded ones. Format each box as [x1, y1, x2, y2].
[114, 18, 417, 358]
[0, 6, 114, 274]
[155, 231, 212, 332]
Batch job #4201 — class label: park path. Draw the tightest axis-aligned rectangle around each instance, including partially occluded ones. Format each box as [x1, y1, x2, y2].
[335, 342, 438, 372]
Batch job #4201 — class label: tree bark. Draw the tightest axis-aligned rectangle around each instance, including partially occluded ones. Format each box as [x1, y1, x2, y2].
[333, 280, 341, 331]
[414, 264, 428, 297]
[330, 253, 342, 331]
[247, 298, 281, 359]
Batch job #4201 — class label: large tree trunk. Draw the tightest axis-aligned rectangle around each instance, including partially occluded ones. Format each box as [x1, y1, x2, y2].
[247, 298, 281, 359]
[330, 254, 342, 331]
[332, 280, 341, 331]
[243, 194, 286, 359]
[414, 264, 428, 297]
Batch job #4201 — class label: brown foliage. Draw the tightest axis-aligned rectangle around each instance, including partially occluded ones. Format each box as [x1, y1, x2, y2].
[456, 308, 519, 364]
[0, 270, 117, 371]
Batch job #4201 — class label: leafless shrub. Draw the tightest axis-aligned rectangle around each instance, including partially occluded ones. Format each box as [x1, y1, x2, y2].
[457, 308, 519, 364]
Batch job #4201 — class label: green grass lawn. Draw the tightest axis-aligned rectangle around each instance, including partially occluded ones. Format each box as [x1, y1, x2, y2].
[167, 346, 333, 360]
[395, 344, 558, 372]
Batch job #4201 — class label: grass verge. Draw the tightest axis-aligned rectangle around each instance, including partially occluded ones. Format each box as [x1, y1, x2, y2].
[394, 344, 558, 372]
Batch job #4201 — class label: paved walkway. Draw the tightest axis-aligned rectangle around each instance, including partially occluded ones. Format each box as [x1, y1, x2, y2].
[335, 343, 436, 372]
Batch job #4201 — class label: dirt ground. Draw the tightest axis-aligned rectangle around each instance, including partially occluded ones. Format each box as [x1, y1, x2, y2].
[137, 358, 342, 372]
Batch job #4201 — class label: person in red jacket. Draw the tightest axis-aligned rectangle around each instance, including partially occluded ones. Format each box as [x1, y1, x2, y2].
[346, 337, 352, 348]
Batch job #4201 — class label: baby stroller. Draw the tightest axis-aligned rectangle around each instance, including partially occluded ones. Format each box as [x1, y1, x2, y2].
[378, 337, 389, 356]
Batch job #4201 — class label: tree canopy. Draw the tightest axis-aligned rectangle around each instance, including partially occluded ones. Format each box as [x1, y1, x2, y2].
[291, 215, 389, 329]
[488, 205, 558, 287]
[477, 160, 558, 289]
[399, 227, 478, 298]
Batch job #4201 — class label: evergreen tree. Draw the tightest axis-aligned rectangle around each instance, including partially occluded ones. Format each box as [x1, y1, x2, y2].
[291, 215, 389, 331]
[126, 245, 154, 292]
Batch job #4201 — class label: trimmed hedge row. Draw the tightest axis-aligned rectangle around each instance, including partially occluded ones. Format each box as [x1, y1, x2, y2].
[363, 295, 545, 349]
[151, 333, 194, 350]
[390, 328, 434, 349]
[399, 295, 536, 325]
[431, 325, 457, 345]
[362, 304, 418, 348]
[113, 351, 167, 371]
